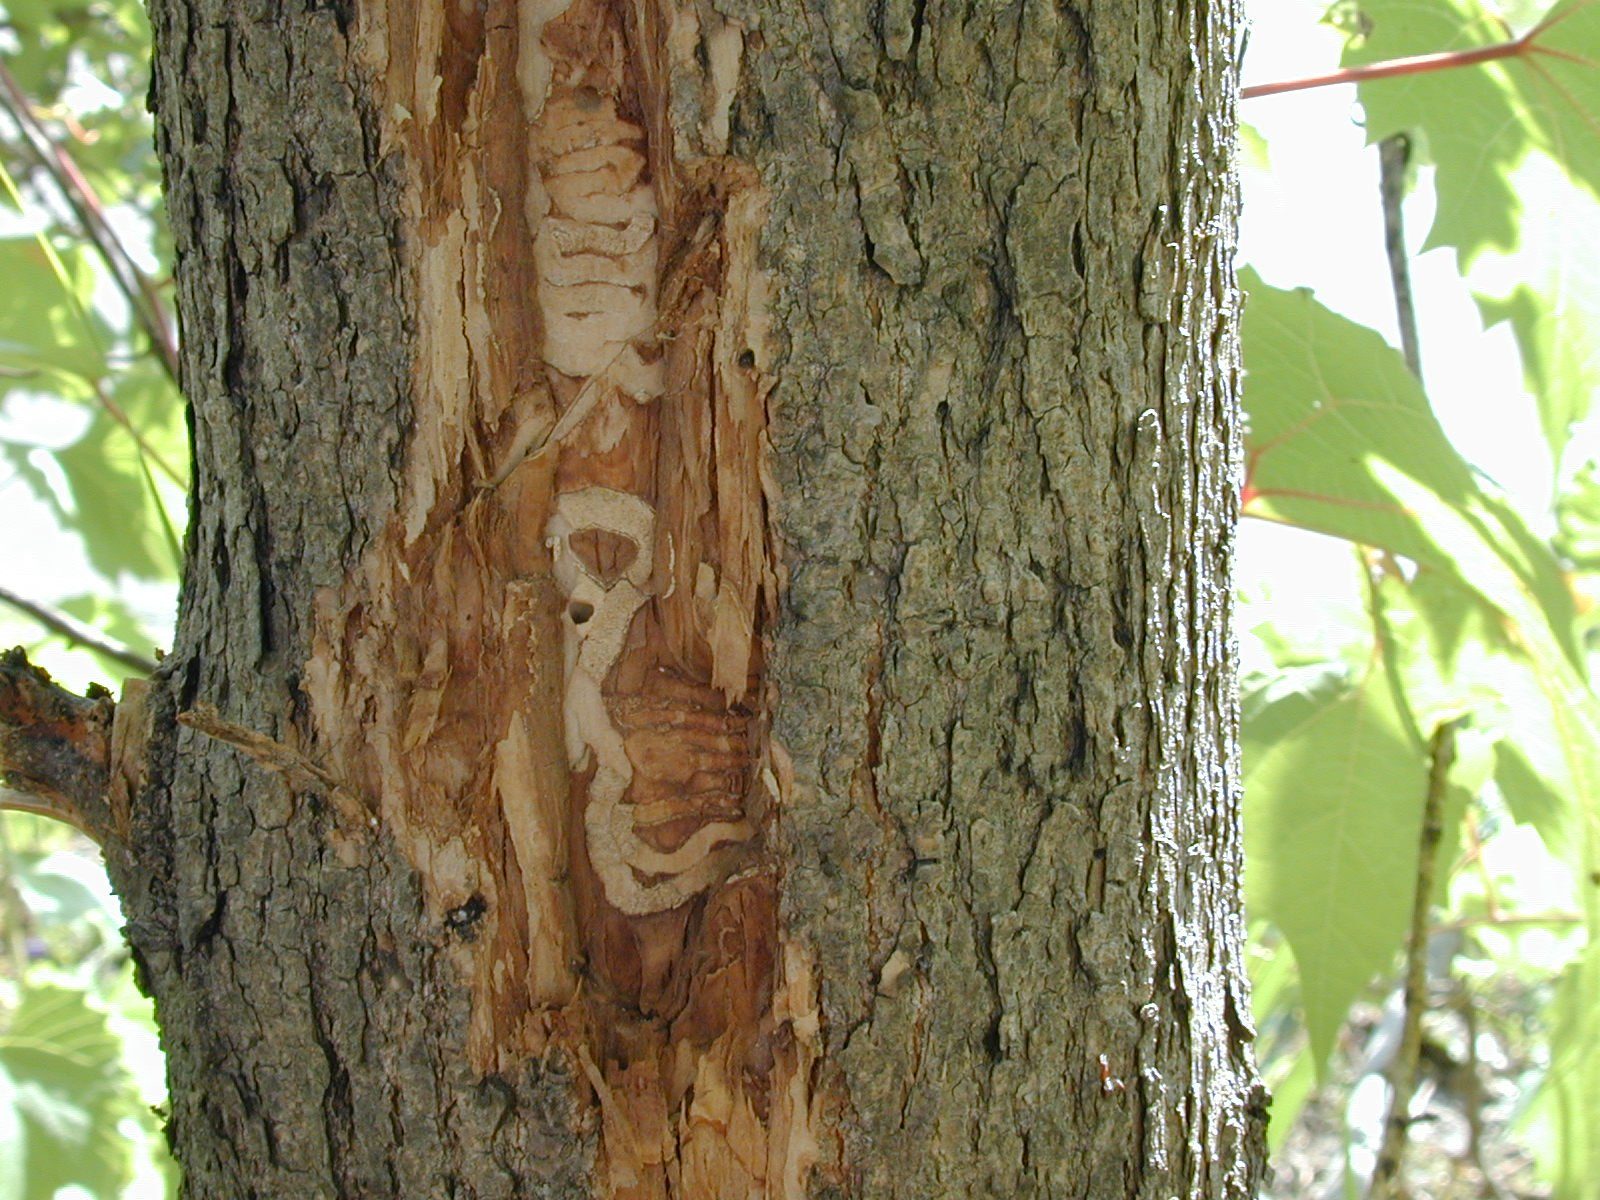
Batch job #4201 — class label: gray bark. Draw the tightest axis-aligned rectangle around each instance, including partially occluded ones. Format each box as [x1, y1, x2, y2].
[109, 0, 1266, 1197]
[750, 5, 1265, 1195]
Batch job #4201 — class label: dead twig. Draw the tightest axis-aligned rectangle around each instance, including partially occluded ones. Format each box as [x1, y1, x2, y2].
[177, 705, 375, 836]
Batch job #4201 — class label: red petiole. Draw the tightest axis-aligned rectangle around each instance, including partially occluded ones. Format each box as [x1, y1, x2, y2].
[1241, 7, 1583, 101]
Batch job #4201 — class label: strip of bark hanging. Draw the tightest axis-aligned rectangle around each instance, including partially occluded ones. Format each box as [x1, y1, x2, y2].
[177, 704, 375, 837]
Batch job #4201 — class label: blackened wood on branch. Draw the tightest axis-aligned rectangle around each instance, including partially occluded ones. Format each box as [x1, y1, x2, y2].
[0, 646, 116, 840]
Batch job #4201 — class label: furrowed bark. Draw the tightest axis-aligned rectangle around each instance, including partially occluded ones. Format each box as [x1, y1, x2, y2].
[112, 0, 1265, 1197]
[749, 4, 1264, 1194]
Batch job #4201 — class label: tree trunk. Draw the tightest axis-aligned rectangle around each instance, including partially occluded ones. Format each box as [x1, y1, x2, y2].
[102, 0, 1265, 1195]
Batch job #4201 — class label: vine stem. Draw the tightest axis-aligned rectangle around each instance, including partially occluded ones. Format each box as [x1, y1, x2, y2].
[1367, 718, 1461, 1200]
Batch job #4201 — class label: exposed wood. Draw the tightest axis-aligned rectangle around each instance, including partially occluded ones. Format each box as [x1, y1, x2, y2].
[298, 0, 807, 1193]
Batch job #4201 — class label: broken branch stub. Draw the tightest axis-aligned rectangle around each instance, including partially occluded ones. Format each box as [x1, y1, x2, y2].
[0, 647, 117, 841]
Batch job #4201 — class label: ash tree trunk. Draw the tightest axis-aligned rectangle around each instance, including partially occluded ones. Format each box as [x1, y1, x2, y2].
[93, 0, 1266, 1195]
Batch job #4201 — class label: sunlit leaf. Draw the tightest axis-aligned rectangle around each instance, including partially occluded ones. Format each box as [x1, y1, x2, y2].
[1341, 0, 1600, 468]
[1374, 504, 1600, 882]
[0, 983, 135, 1199]
[1241, 120, 1273, 170]
[1241, 269, 1579, 665]
[58, 590, 167, 670]
[10, 849, 123, 930]
[108, 353, 186, 482]
[0, 1063, 21, 1200]
[1473, 159, 1600, 470]
[1267, 1049, 1319, 1154]
[1523, 942, 1600, 1199]
[1247, 928, 1320, 1149]
[1244, 658, 1429, 1068]
[0, 236, 108, 388]
[1555, 458, 1600, 567]
[1343, 0, 1600, 260]
[53, 405, 180, 579]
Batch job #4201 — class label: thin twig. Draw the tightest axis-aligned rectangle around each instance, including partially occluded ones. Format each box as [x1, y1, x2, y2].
[1368, 718, 1461, 1200]
[1378, 134, 1423, 378]
[0, 583, 158, 675]
[1242, 2, 1590, 102]
[0, 57, 181, 384]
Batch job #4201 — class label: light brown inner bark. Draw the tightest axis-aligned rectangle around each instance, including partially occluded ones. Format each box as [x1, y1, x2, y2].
[301, 0, 824, 1195]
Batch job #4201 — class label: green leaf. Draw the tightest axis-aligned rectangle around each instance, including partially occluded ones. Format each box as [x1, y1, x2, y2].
[1340, 0, 1600, 470]
[0, 439, 62, 521]
[1240, 120, 1272, 171]
[52, 405, 180, 580]
[1267, 1047, 1318, 1154]
[1241, 269, 1580, 666]
[57, 592, 167, 676]
[1524, 942, 1600, 1198]
[1343, 0, 1600, 260]
[1242, 272, 1476, 567]
[1243, 659, 1429, 1068]
[1472, 158, 1600, 471]
[10, 850, 123, 930]
[1378, 543, 1600, 877]
[0, 983, 135, 1199]
[1484, 642, 1600, 875]
[0, 237, 108, 388]
[1497, 738, 1577, 854]
[0, 1064, 22, 1200]
[1246, 928, 1320, 1149]
[1556, 458, 1600, 568]
[106, 354, 187, 487]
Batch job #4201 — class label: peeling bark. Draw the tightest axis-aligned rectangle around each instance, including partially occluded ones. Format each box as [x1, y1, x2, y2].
[111, 0, 1266, 1196]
